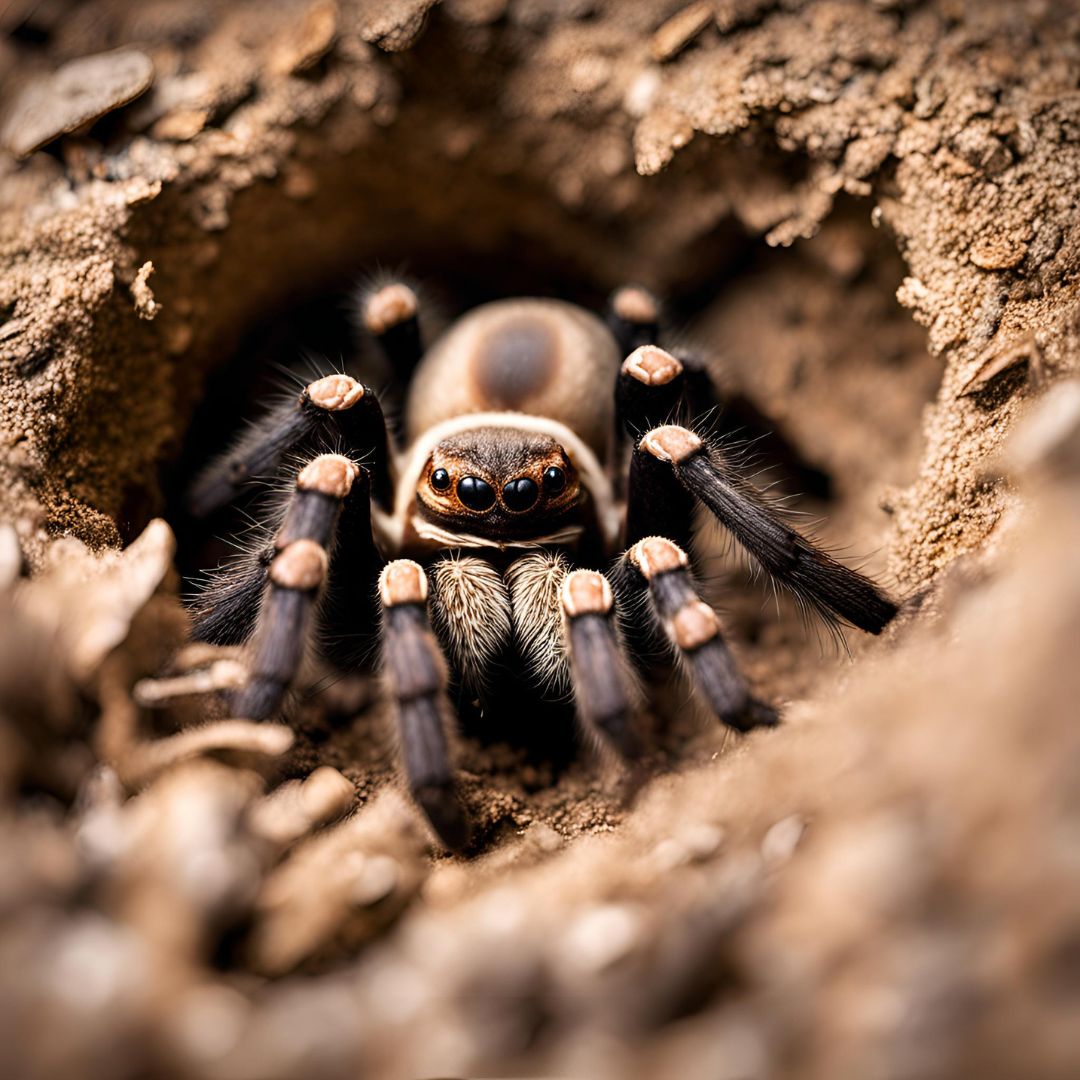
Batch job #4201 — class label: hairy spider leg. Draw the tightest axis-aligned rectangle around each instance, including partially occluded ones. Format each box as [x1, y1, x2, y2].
[230, 454, 360, 721]
[637, 424, 899, 635]
[616, 345, 687, 439]
[617, 536, 778, 731]
[379, 560, 469, 850]
[188, 374, 393, 516]
[360, 280, 424, 384]
[606, 284, 661, 358]
[560, 569, 643, 759]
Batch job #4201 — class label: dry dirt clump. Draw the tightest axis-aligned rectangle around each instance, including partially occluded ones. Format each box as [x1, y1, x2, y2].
[2, 2, 1080, 1078]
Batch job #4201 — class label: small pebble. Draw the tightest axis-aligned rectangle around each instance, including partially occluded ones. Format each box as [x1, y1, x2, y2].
[761, 815, 806, 865]
[271, 0, 339, 76]
[131, 262, 161, 321]
[352, 854, 400, 906]
[561, 904, 644, 973]
[651, 2, 713, 62]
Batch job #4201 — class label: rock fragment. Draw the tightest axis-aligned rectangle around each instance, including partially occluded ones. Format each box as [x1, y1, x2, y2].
[248, 767, 356, 848]
[651, 3, 713, 62]
[358, 0, 437, 52]
[271, 0, 339, 76]
[248, 791, 429, 975]
[634, 107, 694, 176]
[2, 49, 154, 160]
[970, 233, 1031, 271]
[131, 262, 161, 321]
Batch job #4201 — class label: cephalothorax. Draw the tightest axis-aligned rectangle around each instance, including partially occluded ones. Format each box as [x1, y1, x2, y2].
[185, 281, 897, 847]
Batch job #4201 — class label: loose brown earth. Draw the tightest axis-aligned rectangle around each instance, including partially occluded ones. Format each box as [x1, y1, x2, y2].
[2, 2, 1080, 1078]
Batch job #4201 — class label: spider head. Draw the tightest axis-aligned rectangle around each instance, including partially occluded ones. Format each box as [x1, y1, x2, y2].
[416, 426, 581, 542]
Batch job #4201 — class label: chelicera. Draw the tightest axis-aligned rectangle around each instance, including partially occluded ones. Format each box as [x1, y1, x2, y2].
[178, 280, 897, 848]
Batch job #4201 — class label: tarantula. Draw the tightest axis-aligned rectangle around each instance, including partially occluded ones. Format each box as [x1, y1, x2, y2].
[185, 280, 897, 848]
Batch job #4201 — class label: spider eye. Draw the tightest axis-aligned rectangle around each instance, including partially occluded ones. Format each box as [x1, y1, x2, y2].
[543, 466, 566, 493]
[502, 477, 538, 512]
[430, 468, 451, 491]
[457, 476, 496, 512]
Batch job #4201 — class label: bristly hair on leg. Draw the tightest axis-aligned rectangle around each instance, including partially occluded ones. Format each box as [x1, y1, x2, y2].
[313, 461, 385, 673]
[186, 362, 377, 517]
[616, 536, 778, 732]
[379, 560, 468, 850]
[227, 453, 360, 721]
[351, 267, 445, 384]
[188, 539, 274, 646]
[638, 424, 899, 638]
[186, 481, 296, 644]
[560, 569, 644, 760]
[667, 338, 834, 500]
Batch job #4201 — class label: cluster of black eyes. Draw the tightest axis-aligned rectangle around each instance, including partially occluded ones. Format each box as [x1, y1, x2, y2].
[430, 466, 565, 513]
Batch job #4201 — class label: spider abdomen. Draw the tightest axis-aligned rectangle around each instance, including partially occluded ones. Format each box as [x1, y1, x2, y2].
[405, 298, 621, 460]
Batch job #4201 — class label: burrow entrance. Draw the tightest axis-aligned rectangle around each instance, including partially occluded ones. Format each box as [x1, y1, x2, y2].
[149, 141, 940, 851]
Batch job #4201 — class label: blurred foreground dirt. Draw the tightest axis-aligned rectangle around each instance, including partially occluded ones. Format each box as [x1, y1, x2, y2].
[2, 2, 1080, 1078]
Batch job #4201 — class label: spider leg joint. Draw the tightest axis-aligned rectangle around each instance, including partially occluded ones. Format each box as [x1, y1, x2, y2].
[641, 424, 702, 464]
[304, 374, 364, 412]
[364, 283, 419, 335]
[379, 560, 429, 608]
[269, 539, 328, 591]
[297, 453, 360, 497]
[622, 346, 683, 387]
[560, 569, 614, 618]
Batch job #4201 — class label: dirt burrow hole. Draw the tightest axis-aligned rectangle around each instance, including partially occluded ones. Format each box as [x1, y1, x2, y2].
[2, 12, 945, 852]
[145, 121, 939, 853]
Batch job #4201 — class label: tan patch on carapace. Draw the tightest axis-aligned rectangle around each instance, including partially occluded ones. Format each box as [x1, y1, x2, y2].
[560, 570, 613, 617]
[364, 283, 418, 335]
[379, 559, 428, 607]
[669, 600, 718, 650]
[628, 536, 688, 579]
[305, 374, 363, 411]
[297, 454, 360, 497]
[471, 315, 558, 410]
[270, 539, 328, 590]
[612, 285, 659, 325]
[623, 345, 683, 387]
[642, 424, 702, 463]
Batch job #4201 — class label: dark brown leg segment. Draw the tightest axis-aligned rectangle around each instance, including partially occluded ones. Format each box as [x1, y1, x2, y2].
[360, 282, 424, 383]
[606, 284, 661, 357]
[560, 569, 642, 759]
[616, 345, 686, 440]
[188, 374, 393, 516]
[379, 560, 468, 851]
[626, 433, 696, 553]
[229, 454, 359, 720]
[623, 536, 778, 732]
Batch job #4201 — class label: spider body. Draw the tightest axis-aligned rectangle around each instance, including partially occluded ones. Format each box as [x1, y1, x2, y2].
[186, 282, 898, 849]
